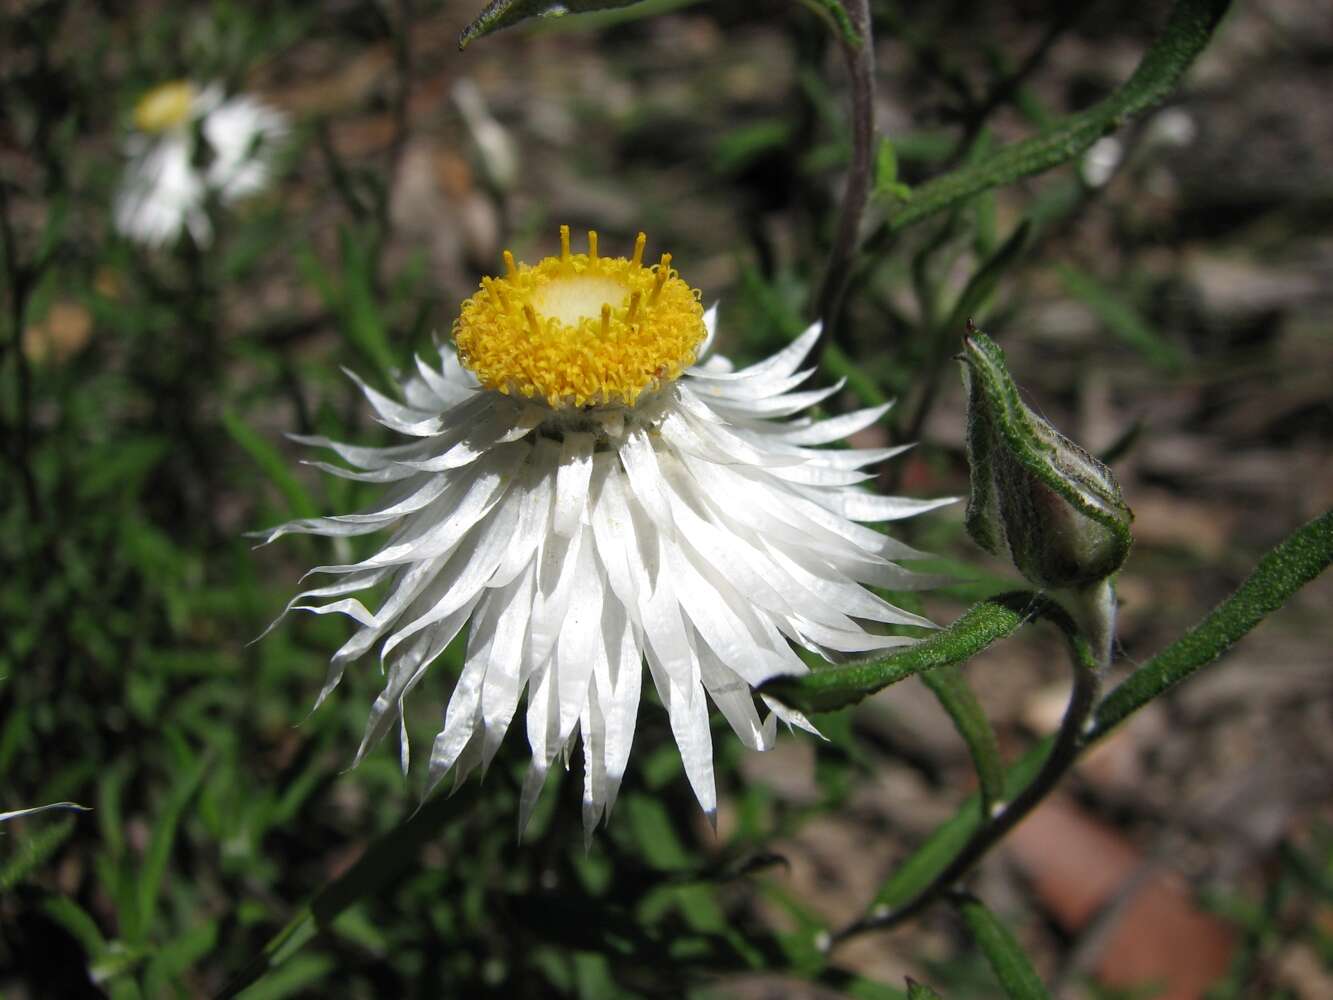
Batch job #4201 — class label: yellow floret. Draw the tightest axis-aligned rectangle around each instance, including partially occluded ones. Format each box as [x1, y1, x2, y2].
[133, 81, 198, 133]
[453, 227, 706, 409]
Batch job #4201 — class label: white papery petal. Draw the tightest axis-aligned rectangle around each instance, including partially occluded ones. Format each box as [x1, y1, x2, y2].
[553, 431, 595, 537]
[703, 379, 845, 419]
[687, 320, 820, 383]
[773, 402, 894, 445]
[274, 308, 952, 833]
[479, 562, 537, 769]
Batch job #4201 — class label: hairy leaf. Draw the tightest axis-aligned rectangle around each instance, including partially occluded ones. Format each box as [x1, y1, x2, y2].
[460, 0, 649, 48]
[955, 893, 1052, 998]
[886, 0, 1231, 232]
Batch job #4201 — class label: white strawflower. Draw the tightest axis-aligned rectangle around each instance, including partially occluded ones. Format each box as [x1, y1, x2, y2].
[115, 81, 287, 248]
[262, 228, 952, 836]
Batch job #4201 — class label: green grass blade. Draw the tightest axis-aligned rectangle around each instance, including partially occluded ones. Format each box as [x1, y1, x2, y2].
[886, 0, 1231, 233]
[132, 751, 209, 944]
[873, 741, 1048, 911]
[922, 665, 1006, 818]
[0, 816, 78, 891]
[954, 892, 1052, 999]
[221, 408, 319, 520]
[216, 786, 481, 999]
[1057, 265, 1185, 371]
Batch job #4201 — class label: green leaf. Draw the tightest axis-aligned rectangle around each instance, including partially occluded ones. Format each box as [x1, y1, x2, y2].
[1056, 264, 1186, 372]
[864, 510, 1330, 919]
[905, 979, 945, 1000]
[217, 786, 482, 1000]
[713, 120, 795, 174]
[885, 0, 1231, 232]
[760, 592, 1052, 714]
[799, 0, 861, 48]
[76, 436, 170, 501]
[296, 230, 398, 385]
[944, 221, 1033, 333]
[954, 893, 1052, 998]
[459, 0, 650, 49]
[130, 749, 209, 943]
[873, 741, 1049, 912]
[1092, 507, 1333, 739]
[41, 896, 108, 958]
[221, 409, 319, 519]
[922, 666, 1005, 818]
[0, 816, 77, 890]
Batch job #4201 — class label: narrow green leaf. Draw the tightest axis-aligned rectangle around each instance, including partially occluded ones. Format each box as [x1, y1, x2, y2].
[760, 592, 1053, 714]
[0, 817, 77, 891]
[822, 342, 891, 408]
[1057, 264, 1185, 372]
[864, 510, 1330, 921]
[221, 409, 319, 519]
[798, 0, 861, 48]
[873, 741, 1049, 911]
[216, 786, 481, 999]
[886, 0, 1231, 232]
[1093, 507, 1333, 738]
[76, 437, 170, 501]
[132, 752, 209, 943]
[41, 896, 108, 958]
[954, 893, 1052, 998]
[337, 228, 399, 384]
[922, 665, 1005, 818]
[944, 221, 1033, 333]
[905, 979, 945, 1000]
[459, 0, 649, 48]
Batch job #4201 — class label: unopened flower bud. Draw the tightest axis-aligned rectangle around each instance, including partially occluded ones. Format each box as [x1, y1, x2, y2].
[959, 330, 1133, 592]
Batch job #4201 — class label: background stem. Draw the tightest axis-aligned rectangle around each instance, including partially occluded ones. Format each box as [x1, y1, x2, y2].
[834, 620, 1100, 941]
[812, 0, 874, 367]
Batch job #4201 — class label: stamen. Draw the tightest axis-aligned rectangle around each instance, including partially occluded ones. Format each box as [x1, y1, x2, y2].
[454, 226, 705, 409]
[651, 253, 672, 302]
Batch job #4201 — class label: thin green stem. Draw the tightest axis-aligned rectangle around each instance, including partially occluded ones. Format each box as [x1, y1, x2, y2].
[834, 607, 1098, 941]
[812, 0, 874, 368]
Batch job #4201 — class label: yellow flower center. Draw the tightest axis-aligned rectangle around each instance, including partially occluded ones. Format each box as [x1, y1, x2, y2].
[453, 227, 706, 408]
[133, 81, 197, 133]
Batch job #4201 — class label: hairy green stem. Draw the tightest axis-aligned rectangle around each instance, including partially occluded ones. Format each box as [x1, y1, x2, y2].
[834, 508, 1331, 945]
[834, 607, 1098, 941]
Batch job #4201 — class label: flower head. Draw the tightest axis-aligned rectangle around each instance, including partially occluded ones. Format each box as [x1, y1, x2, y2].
[264, 229, 952, 836]
[115, 81, 288, 248]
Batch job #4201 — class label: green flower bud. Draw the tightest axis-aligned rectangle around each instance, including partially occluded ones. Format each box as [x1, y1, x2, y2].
[959, 329, 1133, 592]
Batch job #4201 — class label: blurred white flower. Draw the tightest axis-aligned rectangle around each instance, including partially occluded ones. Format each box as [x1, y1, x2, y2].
[1145, 107, 1197, 149]
[1080, 136, 1123, 189]
[115, 81, 288, 248]
[263, 228, 951, 836]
